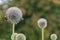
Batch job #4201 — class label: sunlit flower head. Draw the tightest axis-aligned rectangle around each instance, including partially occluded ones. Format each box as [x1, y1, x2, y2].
[11, 33, 18, 40]
[6, 7, 23, 24]
[50, 34, 57, 40]
[37, 18, 47, 29]
[16, 33, 26, 40]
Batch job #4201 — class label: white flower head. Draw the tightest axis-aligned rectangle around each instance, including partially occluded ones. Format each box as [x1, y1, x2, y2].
[16, 33, 26, 40]
[50, 34, 57, 40]
[37, 18, 47, 29]
[11, 33, 18, 40]
[6, 7, 23, 24]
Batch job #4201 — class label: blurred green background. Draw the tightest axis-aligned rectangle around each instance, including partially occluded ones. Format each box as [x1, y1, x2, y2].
[0, 0, 60, 40]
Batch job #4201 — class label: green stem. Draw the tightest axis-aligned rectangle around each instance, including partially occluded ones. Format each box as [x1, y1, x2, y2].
[42, 28, 44, 40]
[51, 39, 56, 40]
[12, 23, 15, 40]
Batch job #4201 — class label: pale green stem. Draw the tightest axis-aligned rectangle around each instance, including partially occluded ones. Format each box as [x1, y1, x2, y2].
[51, 39, 56, 40]
[42, 28, 44, 40]
[12, 23, 15, 40]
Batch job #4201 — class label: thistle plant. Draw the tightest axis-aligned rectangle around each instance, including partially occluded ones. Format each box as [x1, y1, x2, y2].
[37, 18, 47, 40]
[50, 34, 57, 40]
[6, 7, 23, 40]
[16, 33, 26, 40]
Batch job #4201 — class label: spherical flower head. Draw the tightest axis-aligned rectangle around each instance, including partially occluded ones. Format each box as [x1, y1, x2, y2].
[50, 34, 57, 40]
[37, 18, 47, 29]
[11, 33, 18, 40]
[16, 33, 26, 40]
[6, 7, 23, 24]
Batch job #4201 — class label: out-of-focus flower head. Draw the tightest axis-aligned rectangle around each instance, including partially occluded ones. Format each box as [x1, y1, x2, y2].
[50, 34, 57, 40]
[37, 18, 47, 29]
[11, 33, 18, 40]
[16, 33, 26, 40]
[6, 7, 23, 24]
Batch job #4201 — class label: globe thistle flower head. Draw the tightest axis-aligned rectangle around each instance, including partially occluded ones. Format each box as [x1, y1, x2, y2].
[16, 33, 26, 40]
[11, 33, 18, 40]
[6, 7, 23, 24]
[50, 34, 57, 40]
[37, 18, 47, 29]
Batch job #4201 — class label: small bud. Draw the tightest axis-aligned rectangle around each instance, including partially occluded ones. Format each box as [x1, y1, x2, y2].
[50, 34, 57, 40]
[16, 33, 26, 40]
[37, 18, 47, 29]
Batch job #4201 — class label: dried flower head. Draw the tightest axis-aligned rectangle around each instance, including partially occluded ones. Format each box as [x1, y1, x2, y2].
[50, 34, 57, 40]
[11, 33, 18, 40]
[6, 7, 23, 24]
[37, 18, 47, 29]
[16, 33, 26, 40]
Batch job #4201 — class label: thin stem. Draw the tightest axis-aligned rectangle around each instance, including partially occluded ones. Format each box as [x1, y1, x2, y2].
[12, 23, 15, 40]
[42, 28, 44, 40]
[51, 39, 56, 40]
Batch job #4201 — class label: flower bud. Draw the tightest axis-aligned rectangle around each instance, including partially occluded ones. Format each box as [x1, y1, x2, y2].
[50, 34, 57, 40]
[16, 33, 26, 40]
[37, 18, 47, 29]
